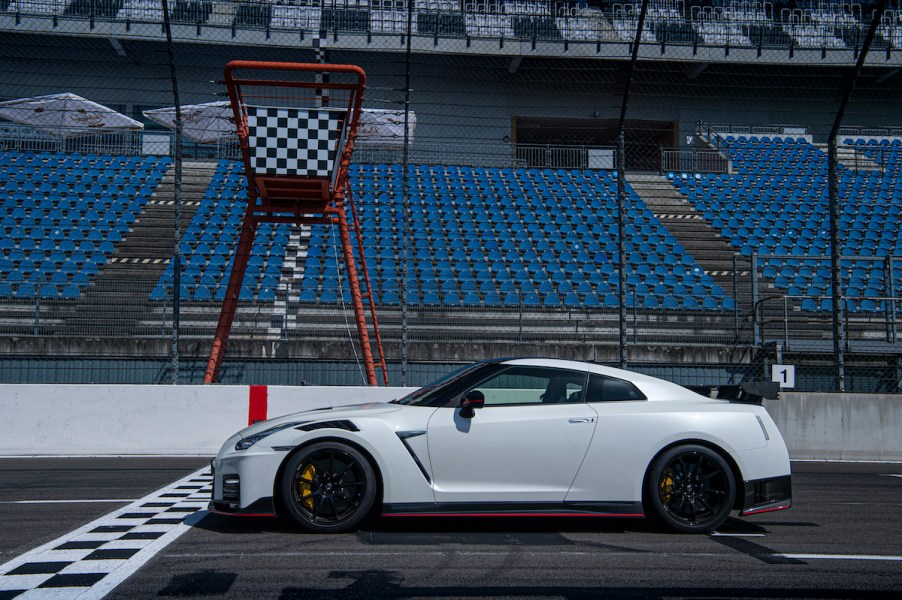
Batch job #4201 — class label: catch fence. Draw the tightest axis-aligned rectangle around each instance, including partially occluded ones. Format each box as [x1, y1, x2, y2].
[1, 0, 901, 390]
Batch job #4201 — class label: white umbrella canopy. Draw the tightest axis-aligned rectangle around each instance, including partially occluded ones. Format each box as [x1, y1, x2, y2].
[142, 102, 417, 147]
[357, 108, 416, 148]
[143, 101, 236, 144]
[0, 92, 143, 138]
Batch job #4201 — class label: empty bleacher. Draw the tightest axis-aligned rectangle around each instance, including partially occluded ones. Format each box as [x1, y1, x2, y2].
[337, 163, 730, 309]
[6, 0, 883, 51]
[4, 136, 901, 321]
[147, 158, 731, 311]
[0, 150, 170, 299]
[150, 159, 290, 303]
[671, 134, 902, 312]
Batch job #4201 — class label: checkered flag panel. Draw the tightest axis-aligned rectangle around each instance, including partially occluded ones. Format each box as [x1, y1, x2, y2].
[245, 106, 346, 177]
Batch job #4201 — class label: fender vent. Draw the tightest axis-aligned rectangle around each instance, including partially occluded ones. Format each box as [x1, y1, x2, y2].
[297, 420, 359, 432]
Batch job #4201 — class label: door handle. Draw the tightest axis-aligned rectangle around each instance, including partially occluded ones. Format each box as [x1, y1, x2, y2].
[568, 418, 595, 424]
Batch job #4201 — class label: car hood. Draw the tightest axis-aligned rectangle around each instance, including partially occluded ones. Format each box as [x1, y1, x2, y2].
[235, 402, 403, 439]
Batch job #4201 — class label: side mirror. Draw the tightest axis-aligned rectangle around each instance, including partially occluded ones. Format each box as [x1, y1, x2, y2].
[459, 390, 484, 418]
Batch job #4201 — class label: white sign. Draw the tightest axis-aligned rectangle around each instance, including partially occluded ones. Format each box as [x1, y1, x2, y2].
[588, 148, 614, 169]
[772, 364, 796, 389]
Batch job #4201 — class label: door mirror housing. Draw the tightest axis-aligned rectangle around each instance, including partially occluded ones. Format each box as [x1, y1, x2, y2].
[459, 390, 485, 418]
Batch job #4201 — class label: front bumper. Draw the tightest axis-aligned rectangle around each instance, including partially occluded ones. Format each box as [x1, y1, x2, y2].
[210, 448, 287, 518]
[740, 474, 792, 515]
[209, 497, 276, 517]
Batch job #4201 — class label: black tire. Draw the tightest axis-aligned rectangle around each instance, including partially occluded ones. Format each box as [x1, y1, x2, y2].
[645, 444, 736, 534]
[280, 441, 377, 533]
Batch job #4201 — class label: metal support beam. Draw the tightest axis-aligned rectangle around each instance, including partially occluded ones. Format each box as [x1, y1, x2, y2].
[826, 0, 887, 392]
[204, 214, 257, 384]
[614, 0, 649, 370]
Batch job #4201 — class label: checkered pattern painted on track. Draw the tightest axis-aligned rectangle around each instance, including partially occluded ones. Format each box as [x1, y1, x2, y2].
[0, 468, 212, 599]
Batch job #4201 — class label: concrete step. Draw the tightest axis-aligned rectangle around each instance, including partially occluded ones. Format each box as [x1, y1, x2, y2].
[627, 172, 740, 290]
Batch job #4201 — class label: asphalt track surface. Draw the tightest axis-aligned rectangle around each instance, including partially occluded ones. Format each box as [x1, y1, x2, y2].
[1, 458, 900, 599]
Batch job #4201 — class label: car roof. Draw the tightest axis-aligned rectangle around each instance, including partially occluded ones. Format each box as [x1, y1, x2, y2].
[499, 357, 709, 402]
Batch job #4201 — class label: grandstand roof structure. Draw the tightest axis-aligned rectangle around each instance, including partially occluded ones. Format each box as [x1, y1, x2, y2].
[1, 0, 902, 66]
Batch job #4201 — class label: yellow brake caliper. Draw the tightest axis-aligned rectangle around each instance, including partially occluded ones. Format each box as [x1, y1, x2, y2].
[300, 464, 316, 510]
[660, 469, 674, 504]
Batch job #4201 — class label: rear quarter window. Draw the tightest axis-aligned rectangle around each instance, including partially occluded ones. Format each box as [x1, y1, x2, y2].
[585, 374, 647, 402]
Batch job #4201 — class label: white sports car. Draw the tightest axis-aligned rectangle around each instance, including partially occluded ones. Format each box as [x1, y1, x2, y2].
[210, 358, 792, 533]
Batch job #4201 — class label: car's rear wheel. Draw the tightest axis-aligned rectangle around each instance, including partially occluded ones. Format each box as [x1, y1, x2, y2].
[280, 441, 377, 533]
[646, 444, 735, 533]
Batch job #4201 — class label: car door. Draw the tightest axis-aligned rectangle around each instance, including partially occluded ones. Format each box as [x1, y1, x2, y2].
[426, 364, 598, 504]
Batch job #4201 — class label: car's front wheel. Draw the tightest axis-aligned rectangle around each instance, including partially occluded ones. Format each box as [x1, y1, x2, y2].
[280, 441, 377, 533]
[646, 444, 736, 533]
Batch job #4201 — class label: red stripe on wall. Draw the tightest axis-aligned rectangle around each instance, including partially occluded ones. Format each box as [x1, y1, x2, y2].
[248, 385, 268, 425]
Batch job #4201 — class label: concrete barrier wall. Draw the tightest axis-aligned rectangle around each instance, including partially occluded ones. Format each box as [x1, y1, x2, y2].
[2, 385, 899, 460]
[767, 392, 902, 461]
[1, 384, 414, 456]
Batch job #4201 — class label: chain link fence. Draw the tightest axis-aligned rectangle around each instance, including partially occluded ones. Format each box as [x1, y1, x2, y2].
[1, 0, 901, 390]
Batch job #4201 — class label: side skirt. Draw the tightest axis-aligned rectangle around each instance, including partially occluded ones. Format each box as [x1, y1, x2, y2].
[382, 502, 645, 518]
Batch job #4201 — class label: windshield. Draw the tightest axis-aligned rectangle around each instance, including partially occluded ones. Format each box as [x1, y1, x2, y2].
[391, 362, 496, 407]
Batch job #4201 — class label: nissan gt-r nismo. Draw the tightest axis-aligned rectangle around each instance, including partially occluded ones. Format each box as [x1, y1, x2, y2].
[210, 358, 792, 533]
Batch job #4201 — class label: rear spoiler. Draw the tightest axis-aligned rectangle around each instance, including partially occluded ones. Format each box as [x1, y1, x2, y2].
[686, 382, 780, 405]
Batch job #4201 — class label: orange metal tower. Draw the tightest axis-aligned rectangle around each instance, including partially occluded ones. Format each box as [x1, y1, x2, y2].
[204, 60, 387, 385]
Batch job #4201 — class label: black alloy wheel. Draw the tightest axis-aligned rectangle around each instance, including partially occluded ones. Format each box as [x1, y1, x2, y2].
[646, 444, 736, 533]
[281, 441, 377, 533]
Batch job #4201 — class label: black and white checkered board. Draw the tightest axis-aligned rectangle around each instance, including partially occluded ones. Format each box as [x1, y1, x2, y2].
[0, 468, 212, 599]
[246, 106, 345, 177]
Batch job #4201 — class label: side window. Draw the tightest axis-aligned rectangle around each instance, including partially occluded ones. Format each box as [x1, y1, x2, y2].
[585, 374, 647, 402]
[468, 366, 587, 406]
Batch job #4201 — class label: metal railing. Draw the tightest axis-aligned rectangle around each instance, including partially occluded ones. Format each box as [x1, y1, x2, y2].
[660, 148, 731, 173]
[750, 254, 902, 352]
[0, 127, 145, 156]
[838, 125, 902, 138]
[0, 286, 746, 346]
[2, 246, 901, 389]
[695, 121, 813, 149]
[4, 259, 901, 347]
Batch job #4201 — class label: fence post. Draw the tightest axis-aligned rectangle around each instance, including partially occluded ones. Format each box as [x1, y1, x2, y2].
[33, 296, 41, 337]
[885, 256, 895, 344]
[732, 254, 740, 339]
[517, 295, 523, 342]
[751, 253, 760, 347]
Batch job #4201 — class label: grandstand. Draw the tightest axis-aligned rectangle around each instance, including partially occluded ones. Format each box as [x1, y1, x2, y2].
[1, 1, 902, 390]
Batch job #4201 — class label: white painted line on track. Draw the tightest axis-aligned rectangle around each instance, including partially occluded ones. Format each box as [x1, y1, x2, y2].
[775, 554, 902, 562]
[0, 500, 137, 505]
[0, 455, 211, 459]
[0, 467, 211, 599]
[884, 474, 902, 478]
[163, 549, 902, 563]
[709, 533, 767, 537]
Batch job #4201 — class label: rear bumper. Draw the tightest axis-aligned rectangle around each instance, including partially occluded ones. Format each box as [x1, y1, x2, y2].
[740, 474, 792, 515]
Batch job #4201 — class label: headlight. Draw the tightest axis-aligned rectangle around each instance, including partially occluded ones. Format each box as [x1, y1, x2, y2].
[235, 422, 305, 451]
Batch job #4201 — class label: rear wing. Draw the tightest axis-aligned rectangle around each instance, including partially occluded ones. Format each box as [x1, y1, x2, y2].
[686, 382, 780, 405]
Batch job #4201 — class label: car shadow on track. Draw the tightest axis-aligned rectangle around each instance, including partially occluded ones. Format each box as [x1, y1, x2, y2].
[193, 512, 771, 539]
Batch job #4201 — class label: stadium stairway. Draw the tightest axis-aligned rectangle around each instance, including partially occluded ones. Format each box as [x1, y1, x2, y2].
[626, 173, 740, 291]
[812, 142, 883, 171]
[66, 161, 213, 334]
